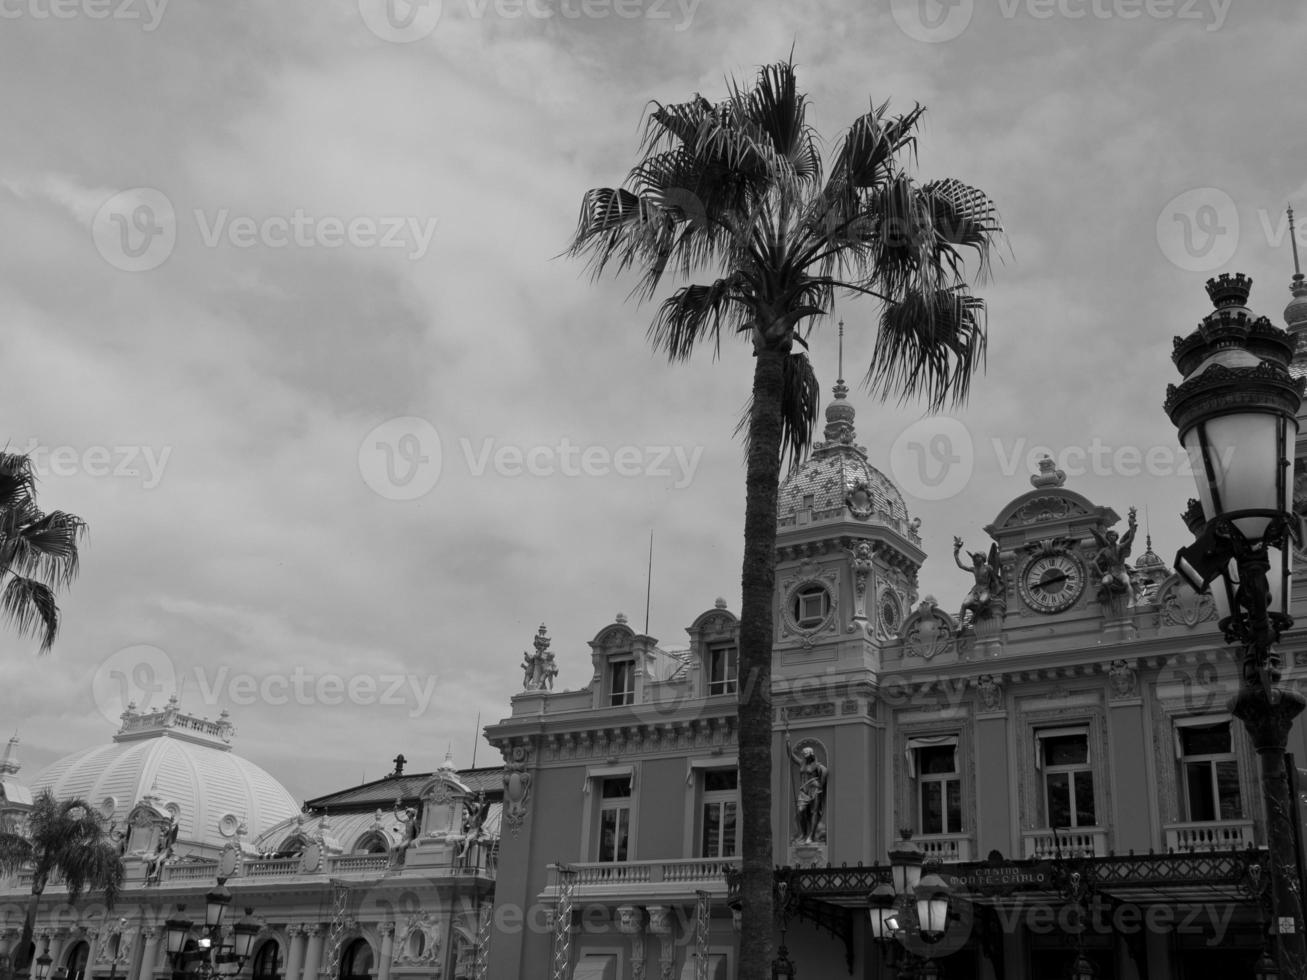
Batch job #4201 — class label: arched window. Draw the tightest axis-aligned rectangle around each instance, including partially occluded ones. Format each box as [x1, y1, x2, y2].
[352, 832, 388, 855]
[340, 940, 373, 980]
[64, 941, 89, 980]
[252, 941, 281, 980]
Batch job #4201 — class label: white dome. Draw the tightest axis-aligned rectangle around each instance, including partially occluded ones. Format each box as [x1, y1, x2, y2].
[33, 701, 298, 852]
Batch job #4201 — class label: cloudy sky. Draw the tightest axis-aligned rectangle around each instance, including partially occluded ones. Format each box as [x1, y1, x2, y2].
[1, 0, 1304, 807]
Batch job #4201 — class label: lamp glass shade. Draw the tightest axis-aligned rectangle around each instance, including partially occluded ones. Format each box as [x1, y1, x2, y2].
[1254, 946, 1279, 980]
[164, 918, 193, 955]
[1212, 559, 1237, 623]
[1071, 952, 1098, 980]
[889, 841, 924, 897]
[915, 873, 951, 936]
[1181, 412, 1288, 539]
[866, 883, 897, 941]
[1269, 545, 1291, 617]
[34, 954, 52, 980]
[231, 920, 260, 961]
[205, 886, 232, 929]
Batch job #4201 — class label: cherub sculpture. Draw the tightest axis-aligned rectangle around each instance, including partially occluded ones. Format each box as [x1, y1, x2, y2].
[1091, 507, 1138, 602]
[954, 537, 1003, 623]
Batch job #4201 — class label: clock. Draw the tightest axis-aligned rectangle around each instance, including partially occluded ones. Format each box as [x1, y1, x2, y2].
[878, 589, 903, 636]
[1019, 551, 1086, 613]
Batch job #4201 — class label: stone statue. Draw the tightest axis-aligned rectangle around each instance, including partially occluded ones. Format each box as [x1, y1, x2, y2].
[1091, 507, 1138, 602]
[954, 538, 1003, 623]
[390, 800, 419, 867]
[143, 816, 178, 885]
[458, 791, 491, 862]
[521, 624, 556, 691]
[783, 717, 828, 844]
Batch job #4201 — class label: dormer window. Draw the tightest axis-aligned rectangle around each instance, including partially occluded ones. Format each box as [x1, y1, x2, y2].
[708, 645, 738, 696]
[792, 584, 831, 629]
[609, 659, 635, 706]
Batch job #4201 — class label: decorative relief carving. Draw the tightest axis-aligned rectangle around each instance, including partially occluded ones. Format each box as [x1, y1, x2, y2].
[901, 597, 957, 662]
[975, 675, 1003, 712]
[502, 743, 533, 837]
[1108, 660, 1137, 699]
[1158, 576, 1217, 628]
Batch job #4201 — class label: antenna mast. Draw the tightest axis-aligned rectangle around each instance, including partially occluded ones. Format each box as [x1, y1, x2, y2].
[644, 530, 654, 635]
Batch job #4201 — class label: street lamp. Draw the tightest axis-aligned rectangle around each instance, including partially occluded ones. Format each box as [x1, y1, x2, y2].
[1165, 272, 1307, 980]
[1069, 951, 1097, 980]
[32, 953, 51, 980]
[770, 945, 796, 980]
[867, 834, 952, 977]
[165, 882, 260, 980]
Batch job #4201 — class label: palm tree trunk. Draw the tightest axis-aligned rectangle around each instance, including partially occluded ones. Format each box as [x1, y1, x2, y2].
[738, 345, 786, 979]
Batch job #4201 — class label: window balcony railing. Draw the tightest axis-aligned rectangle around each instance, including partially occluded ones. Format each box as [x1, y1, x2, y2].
[1022, 828, 1109, 860]
[916, 834, 971, 864]
[566, 858, 739, 891]
[162, 860, 222, 882]
[1164, 820, 1255, 853]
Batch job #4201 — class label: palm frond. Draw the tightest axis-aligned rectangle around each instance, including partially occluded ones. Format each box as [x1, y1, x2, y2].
[0, 833, 35, 874]
[647, 276, 747, 361]
[865, 288, 988, 410]
[735, 350, 821, 471]
[1, 575, 60, 653]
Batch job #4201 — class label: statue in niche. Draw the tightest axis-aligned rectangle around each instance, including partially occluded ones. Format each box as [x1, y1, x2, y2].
[143, 815, 178, 885]
[782, 716, 828, 844]
[954, 538, 1003, 624]
[1091, 507, 1138, 603]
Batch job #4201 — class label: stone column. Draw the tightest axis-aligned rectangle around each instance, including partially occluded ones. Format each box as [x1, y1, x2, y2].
[136, 929, 159, 980]
[375, 924, 394, 980]
[299, 927, 323, 980]
[45, 933, 65, 971]
[282, 927, 304, 980]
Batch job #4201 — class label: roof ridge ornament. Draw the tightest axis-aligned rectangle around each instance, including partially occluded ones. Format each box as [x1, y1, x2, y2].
[1030, 454, 1066, 489]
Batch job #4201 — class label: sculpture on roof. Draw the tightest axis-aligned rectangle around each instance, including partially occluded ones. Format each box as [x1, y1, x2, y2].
[953, 537, 1004, 624]
[389, 799, 420, 867]
[458, 790, 491, 863]
[1091, 506, 1138, 603]
[143, 815, 178, 885]
[521, 624, 557, 691]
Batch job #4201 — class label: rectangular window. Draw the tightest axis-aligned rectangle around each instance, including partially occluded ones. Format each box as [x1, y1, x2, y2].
[609, 660, 635, 707]
[1039, 729, 1096, 828]
[1178, 720, 1242, 821]
[598, 776, 632, 861]
[700, 769, 739, 858]
[916, 744, 962, 835]
[708, 645, 738, 696]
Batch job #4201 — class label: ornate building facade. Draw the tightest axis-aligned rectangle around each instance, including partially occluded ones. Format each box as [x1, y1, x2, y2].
[483, 273, 1307, 979]
[0, 702, 502, 980]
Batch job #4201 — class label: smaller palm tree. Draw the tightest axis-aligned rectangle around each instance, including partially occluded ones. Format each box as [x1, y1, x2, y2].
[0, 451, 87, 653]
[0, 791, 125, 977]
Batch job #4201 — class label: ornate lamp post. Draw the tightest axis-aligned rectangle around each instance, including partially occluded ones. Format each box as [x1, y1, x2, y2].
[867, 834, 952, 978]
[164, 882, 260, 980]
[32, 952, 51, 980]
[1165, 273, 1307, 979]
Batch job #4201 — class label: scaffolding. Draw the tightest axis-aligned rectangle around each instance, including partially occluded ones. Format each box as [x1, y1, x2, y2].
[693, 889, 710, 980]
[473, 897, 493, 980]
[322, 880, 352, 980]
[549, 865, 577, 980]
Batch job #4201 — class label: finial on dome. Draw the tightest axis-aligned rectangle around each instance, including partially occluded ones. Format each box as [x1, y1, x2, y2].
[1285, 205, 1307, 336]
[714, 597, 727, 610]
[1205, 272, 1253, 310]
[615, 612, 628, 625]
[0, 734, 19, 776]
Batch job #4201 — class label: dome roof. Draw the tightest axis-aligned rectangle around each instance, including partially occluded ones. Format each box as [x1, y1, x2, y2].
[777, 380, 914, 536]
[33, 699, 298, 853]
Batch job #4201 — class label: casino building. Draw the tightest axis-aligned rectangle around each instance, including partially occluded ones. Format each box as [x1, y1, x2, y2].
[483, 271, 1307, 979]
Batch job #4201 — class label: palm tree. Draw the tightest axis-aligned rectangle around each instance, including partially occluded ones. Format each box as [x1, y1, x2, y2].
[567, 58, 1002, 977]
[0, 451, 87, 653]
[0, 791, 125, 977]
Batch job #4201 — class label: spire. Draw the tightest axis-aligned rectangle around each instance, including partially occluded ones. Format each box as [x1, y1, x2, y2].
[0, 735, 19, 776]
[1285, 204, 1307, 339]
[822, 319, 856, 445]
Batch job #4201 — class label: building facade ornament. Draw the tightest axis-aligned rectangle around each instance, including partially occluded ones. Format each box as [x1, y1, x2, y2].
[1108, 659, 1138, 699]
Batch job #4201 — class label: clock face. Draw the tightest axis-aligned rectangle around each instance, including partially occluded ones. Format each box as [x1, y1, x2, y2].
[1019, 552, 1085, 613]
[879, 590, 903, 636]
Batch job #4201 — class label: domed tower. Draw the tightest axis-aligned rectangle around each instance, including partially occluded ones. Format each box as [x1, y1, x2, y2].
[772, 364, 923, 865]
[1133, 535, 1172, 604]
